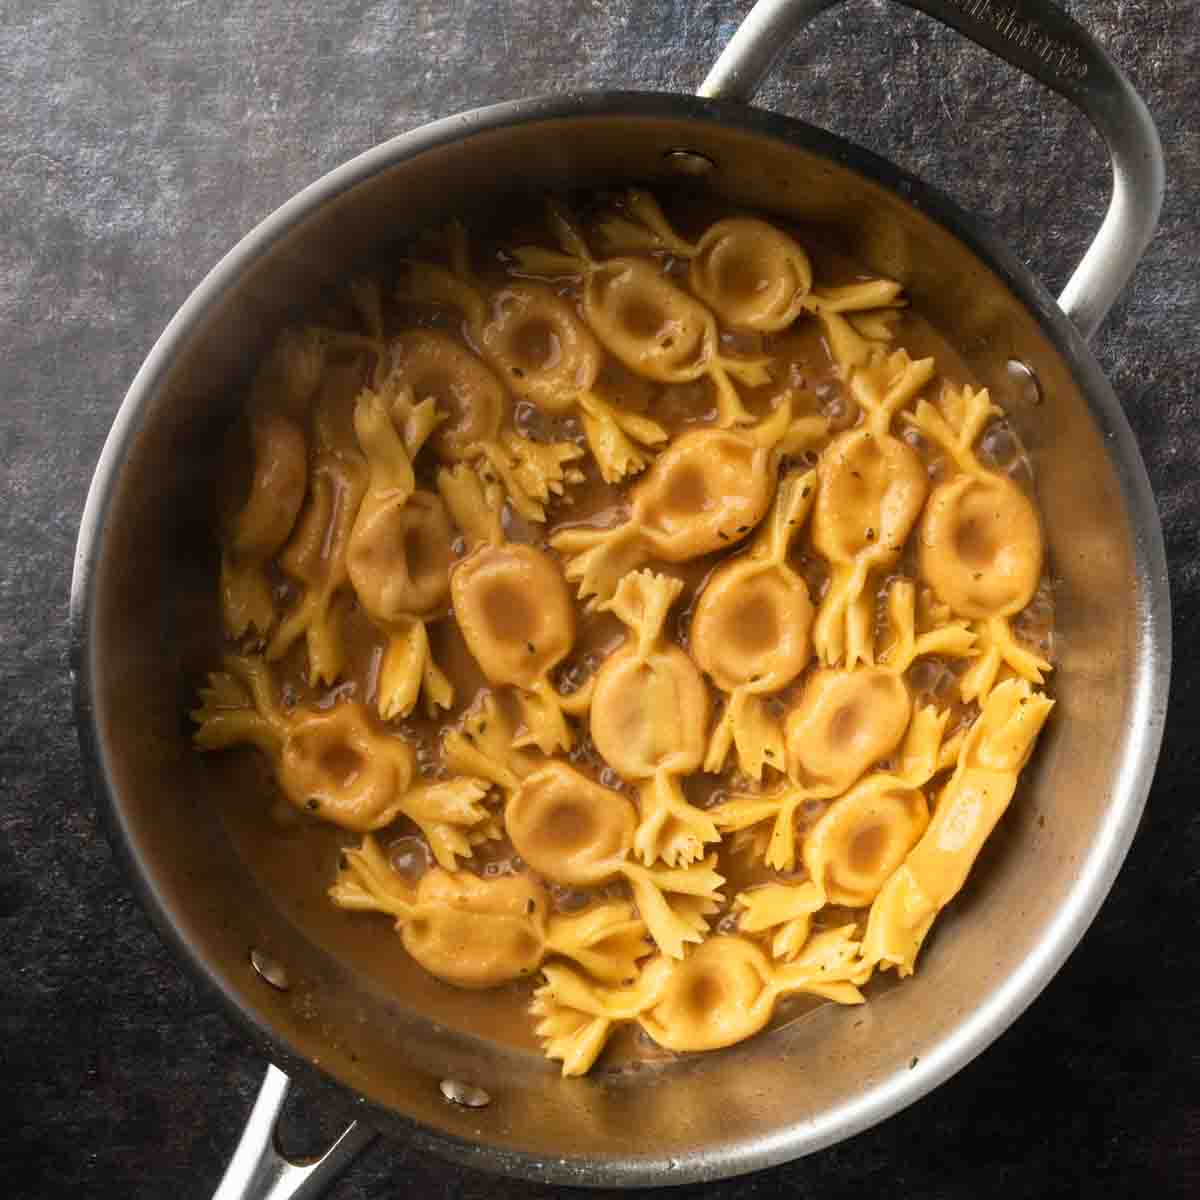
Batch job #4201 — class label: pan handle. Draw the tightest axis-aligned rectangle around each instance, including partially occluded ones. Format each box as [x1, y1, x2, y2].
[211, 1065, 376, 1200]
[699, 0, 1164, 343]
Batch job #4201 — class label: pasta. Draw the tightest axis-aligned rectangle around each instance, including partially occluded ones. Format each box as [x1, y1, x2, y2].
[810, 349, 936, 667]
[597, 190, 814, 333]
[219, 409, 308, 639]
[345, 375, 455, 719]
[690, 468, 817, 779]
[551, 400, 794, 607]
[399, 223, 663, 485]
[514, 200, 775, 426]
[904, 383, 1050, 701]
[330, 833, 651, 988]
[533, 929, 869, 1074]
[266, 365, 369, 685]
[438, 464, 583, 752]
[708, 574, 975, 871]
[589, 571, 717, 868]
[192, 656, 491, 864]
[192, 192, 1056, 1078]
[442, 690, 724, 957]
[860, 678, 1053, 975]
[381, 326, 585, 522]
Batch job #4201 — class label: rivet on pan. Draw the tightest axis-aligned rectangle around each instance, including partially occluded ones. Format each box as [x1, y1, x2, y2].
[250, 948, 291, 992]
[440, 1079, 491, 1108]
[1005, 359, 1043, 407]
[663, 148, 716, 176]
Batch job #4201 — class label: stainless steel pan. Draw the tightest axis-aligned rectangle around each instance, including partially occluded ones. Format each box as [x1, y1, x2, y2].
[70, 0, 1169, 1193]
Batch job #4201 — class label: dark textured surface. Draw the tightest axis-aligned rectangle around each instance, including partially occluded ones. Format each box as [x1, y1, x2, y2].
[2, 1, 1197, 1197]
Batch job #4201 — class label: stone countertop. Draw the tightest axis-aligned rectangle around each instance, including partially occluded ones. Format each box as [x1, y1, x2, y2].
[2, 1, 1196, 1197]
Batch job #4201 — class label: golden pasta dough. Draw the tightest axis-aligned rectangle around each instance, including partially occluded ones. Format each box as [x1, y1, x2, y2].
[691, 469, 817, 779]
[904, 383, 1050, 701]
[399, 223, 661, 484]
[329, 833, 650, 988]
[552, 401, 793, 607]
[920, 473, 1043, 619]
[219, 409, 308, 639]
[439, 464, 582, 752]
[345, 380, 455, 719]
[266, 366, 369, 685]
[598, 190, 814, 332]
[786, 667, 911, 791]
[810, 350, 936, 667]
[442, 692, 723, 957]
[590, 571, 716, 867]
[515, 200, 775, 426]
[193, 192, 1056, 1078]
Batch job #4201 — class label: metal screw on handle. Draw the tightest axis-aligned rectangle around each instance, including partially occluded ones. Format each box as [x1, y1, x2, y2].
[212, 1065, 377, 1200]
[699, 0, 1164, 343]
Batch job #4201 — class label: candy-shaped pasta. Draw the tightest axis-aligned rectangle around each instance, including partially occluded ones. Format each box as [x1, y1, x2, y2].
[398, 224, 661, 484]
[551, 400, 793, 607]
[905, 383, 1049, 700]
[512, 200, 773, 427]
[346, 378, 455, 719]
[861, 678, 1054, 977]
[510, 765, 723, 958]
[400, 868, 549, 988]
[267, 366, 369, 684]
[442, 692, 724, 957]
[531, 958, 676, 1077]
[589, 572, 717, 867]
[802, 776, 930, 908]
[711, 574, 973, 869]
[191, 655, 491, 864]
[438, 464, 582, 752]
[640, 932, 868, 1051]
[691, 469, 817, 779]
[219, 411, 308, 639]
[218, 329, 332, 638]
[811, 349, 936, 667]
[532, 930, 868, 1074]
[717, 698, 949, 872]
[788, 667, 913, 789]
[596, 190, 814, 333]
[381, 327, 584, 518]
[329, 834, 651, 989]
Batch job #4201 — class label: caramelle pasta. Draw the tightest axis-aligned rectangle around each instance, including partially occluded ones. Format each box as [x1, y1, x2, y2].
[192, 190, 1054, 1077]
